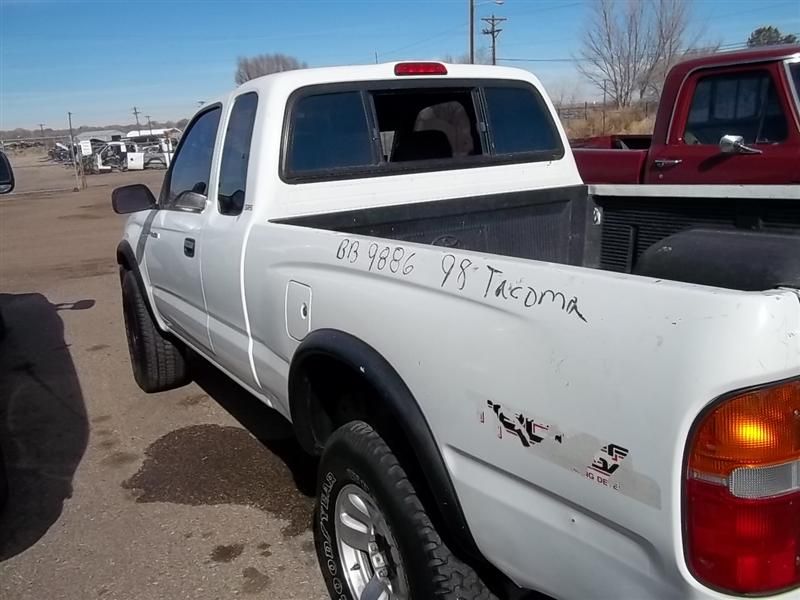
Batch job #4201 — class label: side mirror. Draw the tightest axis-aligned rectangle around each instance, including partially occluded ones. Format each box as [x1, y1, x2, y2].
[173, 190, 206, 213]
[112, 184, 157, 214]
[719, 134, 762, 155]
[0, 152, 15, 194]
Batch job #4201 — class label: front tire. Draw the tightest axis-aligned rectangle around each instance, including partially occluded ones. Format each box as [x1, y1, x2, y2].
[314, 421, 497, 600]
[120, 269, 189, 393]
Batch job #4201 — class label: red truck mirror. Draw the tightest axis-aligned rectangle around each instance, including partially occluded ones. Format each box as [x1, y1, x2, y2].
[719, 134, 763, 156]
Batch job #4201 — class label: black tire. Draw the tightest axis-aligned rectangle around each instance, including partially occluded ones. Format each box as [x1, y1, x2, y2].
[314, 420, 497, 600]
[121, 269, 189, 393]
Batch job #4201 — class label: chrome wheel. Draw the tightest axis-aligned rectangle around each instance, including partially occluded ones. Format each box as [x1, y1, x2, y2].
[335, 484, 408, 600]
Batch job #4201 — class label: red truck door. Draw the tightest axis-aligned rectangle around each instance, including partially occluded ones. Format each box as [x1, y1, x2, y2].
[646, 64, 800, 184]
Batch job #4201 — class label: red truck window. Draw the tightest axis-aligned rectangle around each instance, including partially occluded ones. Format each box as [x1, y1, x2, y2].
[685, 71, 788, 145]
[790, 63, 800, 106]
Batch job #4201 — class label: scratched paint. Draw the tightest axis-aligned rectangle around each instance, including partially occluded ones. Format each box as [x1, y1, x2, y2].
[478, 399, 661, 509]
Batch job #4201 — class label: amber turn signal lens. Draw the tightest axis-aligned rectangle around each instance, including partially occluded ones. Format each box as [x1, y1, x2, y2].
[689, 380, 800, 477]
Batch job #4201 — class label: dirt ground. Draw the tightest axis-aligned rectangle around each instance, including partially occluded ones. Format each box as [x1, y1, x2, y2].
[0, 153, 328, 600]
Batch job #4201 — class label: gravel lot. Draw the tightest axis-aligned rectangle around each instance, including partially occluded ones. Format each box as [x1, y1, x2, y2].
[0, 154, 328, 600]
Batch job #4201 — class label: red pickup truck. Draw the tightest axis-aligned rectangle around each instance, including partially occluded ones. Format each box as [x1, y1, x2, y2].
[572, 45, 800, 184]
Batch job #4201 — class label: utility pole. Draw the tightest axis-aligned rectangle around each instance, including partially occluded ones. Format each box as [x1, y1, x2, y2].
[481, 14, 507, 66]
[67, 112, 81, 192]
[145, 115, 154, 137]
[469, 0, 475, 64]
[132, 106, 141, 131]
[38, 123, 46, 149]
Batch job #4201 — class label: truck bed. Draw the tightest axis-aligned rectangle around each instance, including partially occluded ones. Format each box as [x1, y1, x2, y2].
[278, 184, 800, 292]
[572, 148, 648, 184]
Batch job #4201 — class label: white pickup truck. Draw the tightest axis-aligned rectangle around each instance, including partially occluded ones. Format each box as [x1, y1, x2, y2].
[112, 62, 800, 600]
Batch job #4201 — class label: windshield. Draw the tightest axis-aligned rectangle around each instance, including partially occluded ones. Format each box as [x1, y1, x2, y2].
[790, 63, 800, 109]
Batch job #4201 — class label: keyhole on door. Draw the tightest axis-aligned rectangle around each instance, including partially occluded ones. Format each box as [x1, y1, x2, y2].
[300, 303, 309, 320]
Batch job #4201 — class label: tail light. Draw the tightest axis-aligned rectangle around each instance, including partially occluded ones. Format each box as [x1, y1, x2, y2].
[685, 379, 800, 594]
[394, 62, 448, 76]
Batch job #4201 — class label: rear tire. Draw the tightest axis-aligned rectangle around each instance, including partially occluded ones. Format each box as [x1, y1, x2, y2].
[121, 269, 188, 393]
[314, 420, 497, 600]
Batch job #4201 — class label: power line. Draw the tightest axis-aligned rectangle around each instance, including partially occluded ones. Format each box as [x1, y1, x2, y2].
[379, 23, 466, 59]
[497, 37, 799, 65]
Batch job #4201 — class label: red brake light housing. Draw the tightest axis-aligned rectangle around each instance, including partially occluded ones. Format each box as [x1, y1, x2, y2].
[685, 379, 800, 594]
[394, 62, 448, 76]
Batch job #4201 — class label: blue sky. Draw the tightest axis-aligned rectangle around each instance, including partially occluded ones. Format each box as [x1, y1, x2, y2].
[1, 0, 798, 130]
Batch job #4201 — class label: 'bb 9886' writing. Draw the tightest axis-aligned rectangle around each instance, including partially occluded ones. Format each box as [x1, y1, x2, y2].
[335, 238, 415, 275]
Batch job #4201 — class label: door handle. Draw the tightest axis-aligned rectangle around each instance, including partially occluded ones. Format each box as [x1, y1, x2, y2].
[184, 238, 196, 258]
[654, 158, 683, 168]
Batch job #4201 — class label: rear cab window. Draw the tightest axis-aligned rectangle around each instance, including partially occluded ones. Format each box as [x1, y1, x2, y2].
[282, 79, 563, 182]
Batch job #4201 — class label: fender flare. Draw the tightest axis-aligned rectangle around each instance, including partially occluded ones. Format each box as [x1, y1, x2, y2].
[288, 328, 482, 560]
[116, 240, 159, 324]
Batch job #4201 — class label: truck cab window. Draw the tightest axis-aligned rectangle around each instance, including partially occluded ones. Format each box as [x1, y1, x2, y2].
[484, 86, 561, 155]
[684, 71, 788, 145]
[218, 93, 258, 216]
[288, 92, 375, 173]
[164, 106, 221, 207]
[371, 89, 481, 161]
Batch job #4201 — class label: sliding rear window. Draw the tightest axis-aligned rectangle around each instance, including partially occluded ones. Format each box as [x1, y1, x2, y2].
[282, 80, 563, 182]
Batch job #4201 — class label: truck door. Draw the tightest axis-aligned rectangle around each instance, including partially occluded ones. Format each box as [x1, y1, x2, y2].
[145, 105, 222, 352]
[198, 92, 261, 389]
[646, 65, 800, 184]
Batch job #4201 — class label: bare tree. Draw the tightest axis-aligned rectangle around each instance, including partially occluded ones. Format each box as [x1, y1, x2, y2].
[638, 0, 690, 98]
[235, 53, 308, 85]
[577, 0, 653, 108]
[579, 0, 702, 106]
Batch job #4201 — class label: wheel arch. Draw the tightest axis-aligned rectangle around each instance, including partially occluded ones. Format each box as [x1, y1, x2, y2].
[116, 240, 160, 327]
[288, 328, 484, 561]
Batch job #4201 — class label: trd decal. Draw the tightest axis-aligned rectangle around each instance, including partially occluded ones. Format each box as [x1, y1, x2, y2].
[481, 400, 563, 447]
[588, 444, 629, 476]
[478, 397, 660, 508]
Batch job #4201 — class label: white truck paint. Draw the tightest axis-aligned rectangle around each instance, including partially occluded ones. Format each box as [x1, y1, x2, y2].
[115, 62, 800, 600]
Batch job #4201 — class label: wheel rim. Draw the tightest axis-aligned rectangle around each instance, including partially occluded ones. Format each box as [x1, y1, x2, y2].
[335, 484, 408, 600]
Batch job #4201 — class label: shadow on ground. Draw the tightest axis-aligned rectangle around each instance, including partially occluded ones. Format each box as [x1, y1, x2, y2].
[121, 353, 318, 537]
[190, 354, 317, 496]
[0, 293, 91, 560]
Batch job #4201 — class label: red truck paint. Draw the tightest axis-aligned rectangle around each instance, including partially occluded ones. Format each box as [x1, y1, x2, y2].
[573, 46, 800, 184]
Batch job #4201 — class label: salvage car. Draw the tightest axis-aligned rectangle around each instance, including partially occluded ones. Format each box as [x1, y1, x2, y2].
[112, 62, 800, 600]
